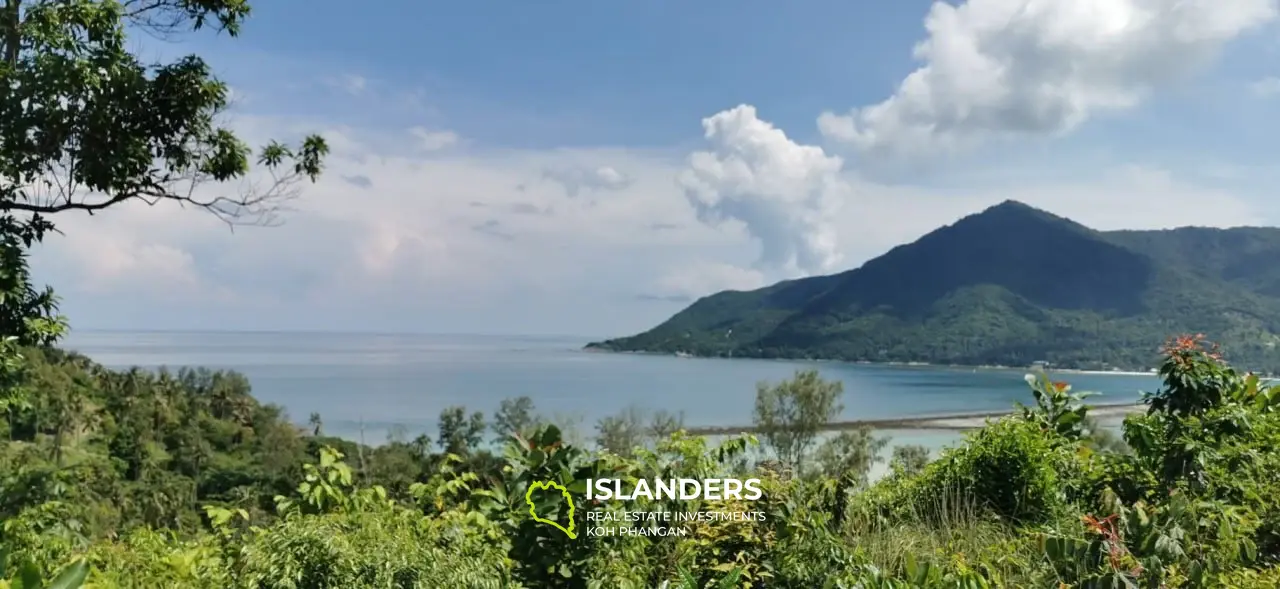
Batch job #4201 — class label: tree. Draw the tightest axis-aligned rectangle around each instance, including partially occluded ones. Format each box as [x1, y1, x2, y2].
[595, 406, 647, 457]
[410, 433, 432, 460]
[752, 369, 844, 470]
[1082, 415, 1129, 454]
[0, 220, 61, 346]
[308, 412, 323, 437]
[889, 444, 930, 476]
[0, 0, 328, 238]
[0, 225, 63, 440]
[492, 396, 539, 442]
[437, 406, 485, 456]
[647, 409, 685, 441]
[812, 428, 888, 485]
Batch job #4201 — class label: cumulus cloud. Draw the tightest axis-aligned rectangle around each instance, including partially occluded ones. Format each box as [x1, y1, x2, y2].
[40, 206, 237, 304]
[680, 105, 847, 277]
[27, 104, 1270, 335]
[819, 0, 1278, 158]
[28, 117, 730, 333]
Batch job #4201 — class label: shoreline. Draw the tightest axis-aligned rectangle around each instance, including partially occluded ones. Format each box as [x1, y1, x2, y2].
[682, 401, 1145, 436]
[583, 346, 1158, 376]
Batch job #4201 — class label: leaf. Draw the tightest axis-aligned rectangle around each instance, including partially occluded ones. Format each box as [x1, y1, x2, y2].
[16, 562, 41, 589]
[1188, 561, 1203, 586]
[715, 566, 745, 588]
[903, 552, 918, 579]
[1241, 539, 1258, 563]
[47, 560, 89, 589]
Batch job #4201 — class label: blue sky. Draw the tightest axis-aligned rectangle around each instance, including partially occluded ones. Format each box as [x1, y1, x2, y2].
[212, 0, 933, 146]
[31, 0, 1280, 338]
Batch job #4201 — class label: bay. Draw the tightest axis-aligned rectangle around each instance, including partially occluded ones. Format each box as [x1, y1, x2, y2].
[62, 330, 1162, 479]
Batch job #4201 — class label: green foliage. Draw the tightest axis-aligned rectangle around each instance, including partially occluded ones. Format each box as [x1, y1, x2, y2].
[0, 0, 327, 231]
[1019, 370, 1097, 441]
[889, 445, 930, 477]
[437, 406, 486, 456]
[812, 428, 888, 486]
[492, 396, 540, 442]
[593, 406, 688, 459]
[470, 425, 600, 587]
[868, 417, 1077, 526]
[594, 405, 648, 457]
[0, 552, 88, 589]
[7, 332, 1280, 587]
[648, 409, 686, 440]
[753, 369, 844, 471]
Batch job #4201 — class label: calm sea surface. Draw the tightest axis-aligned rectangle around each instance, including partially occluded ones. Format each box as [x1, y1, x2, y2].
[62, 330, 1162, 477]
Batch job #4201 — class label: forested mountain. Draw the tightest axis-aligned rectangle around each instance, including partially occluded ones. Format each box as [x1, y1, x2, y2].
[589, 201, 1280, 372]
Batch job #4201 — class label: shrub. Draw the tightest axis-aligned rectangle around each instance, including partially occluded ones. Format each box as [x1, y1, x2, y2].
[236, 510, 511, 589]
[879, 417, 1077, 525]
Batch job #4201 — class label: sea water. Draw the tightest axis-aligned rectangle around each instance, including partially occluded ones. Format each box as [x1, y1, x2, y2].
[63, 330, 1162, 480]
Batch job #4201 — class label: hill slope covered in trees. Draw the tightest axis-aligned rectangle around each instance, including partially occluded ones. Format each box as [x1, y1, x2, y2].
[589, 201, 1280, 372]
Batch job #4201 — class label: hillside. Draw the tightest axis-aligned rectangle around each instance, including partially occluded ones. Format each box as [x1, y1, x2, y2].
[588, 201, 1280, 372]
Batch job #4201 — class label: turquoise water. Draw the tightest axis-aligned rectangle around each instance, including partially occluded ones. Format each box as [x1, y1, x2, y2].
[62, 330, 1162, 478]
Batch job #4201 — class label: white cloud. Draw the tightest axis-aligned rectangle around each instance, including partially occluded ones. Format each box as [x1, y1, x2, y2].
[1252, 76, 1280, 97]
[830, 165, 1261, 256]
[819, 0, 1278, 158]
[651, 262, 767, 301]
[541, 165, 632, 197]
[40, 206, 237, 304]
[409, 126, 459, 151]
[680, 105, 847, 277]
[27, 109, 1271, 335]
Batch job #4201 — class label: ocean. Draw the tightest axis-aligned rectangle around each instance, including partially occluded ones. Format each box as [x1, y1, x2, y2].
[62, 330, 1163, 479]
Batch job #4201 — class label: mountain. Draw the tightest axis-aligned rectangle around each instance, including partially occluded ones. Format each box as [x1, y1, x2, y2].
[588, 201, 1280, 372]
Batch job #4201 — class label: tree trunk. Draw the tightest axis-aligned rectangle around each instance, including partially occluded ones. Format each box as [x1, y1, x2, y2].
[3, 0, 20, 65]
[357, 416, 368, 483]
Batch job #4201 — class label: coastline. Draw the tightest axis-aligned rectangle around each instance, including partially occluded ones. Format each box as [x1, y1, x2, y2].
[583, 345, 1158, 376]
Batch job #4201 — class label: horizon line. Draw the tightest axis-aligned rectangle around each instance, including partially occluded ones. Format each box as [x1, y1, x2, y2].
[64, 327, 610, 341]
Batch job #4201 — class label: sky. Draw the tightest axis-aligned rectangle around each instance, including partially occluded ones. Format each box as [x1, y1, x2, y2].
[29, 0, 1280, 338]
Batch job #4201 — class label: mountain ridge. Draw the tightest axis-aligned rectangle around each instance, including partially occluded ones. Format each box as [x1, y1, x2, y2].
[589, 201, 1280, 372]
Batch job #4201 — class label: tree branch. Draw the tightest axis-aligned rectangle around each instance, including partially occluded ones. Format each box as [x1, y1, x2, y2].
[2, 164, 311, 228]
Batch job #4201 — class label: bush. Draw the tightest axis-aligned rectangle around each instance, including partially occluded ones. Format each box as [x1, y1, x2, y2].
[236, 510, 511, 589]
[870, 417, 1077, 526]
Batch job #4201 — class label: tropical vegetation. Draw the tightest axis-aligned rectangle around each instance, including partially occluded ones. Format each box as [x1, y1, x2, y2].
[8, 293, 1280, 587]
